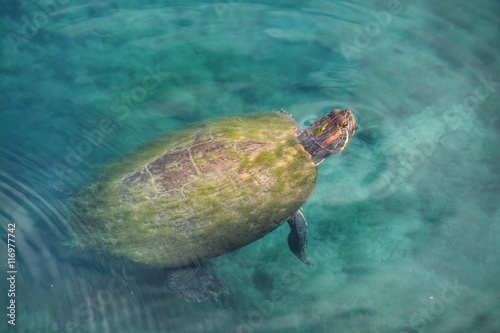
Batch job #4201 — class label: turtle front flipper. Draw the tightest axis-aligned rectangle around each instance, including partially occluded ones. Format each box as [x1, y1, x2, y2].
[286, 208, 313, 267]
[164, 264, 228, 302]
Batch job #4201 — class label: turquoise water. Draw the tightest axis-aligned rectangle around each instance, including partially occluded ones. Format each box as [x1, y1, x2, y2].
[1, 0, 499, 332]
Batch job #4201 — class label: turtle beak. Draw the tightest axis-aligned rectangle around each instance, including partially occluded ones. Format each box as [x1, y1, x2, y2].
[350, 113, 357, 133]
[344, 109, 357, 134]
[337, 109, 356, 153]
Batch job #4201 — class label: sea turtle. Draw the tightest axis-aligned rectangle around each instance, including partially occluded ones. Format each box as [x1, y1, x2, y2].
[72, 108, 356, 302]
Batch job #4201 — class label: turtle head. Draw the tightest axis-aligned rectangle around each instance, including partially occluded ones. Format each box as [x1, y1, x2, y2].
[298, 109, 356, 165]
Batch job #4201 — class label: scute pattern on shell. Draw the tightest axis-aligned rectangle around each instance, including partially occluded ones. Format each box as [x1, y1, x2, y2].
[72, 113, 318, 268]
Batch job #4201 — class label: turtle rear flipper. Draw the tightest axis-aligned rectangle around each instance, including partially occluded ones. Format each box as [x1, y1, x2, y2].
[164, 264, 228, 302]
[287, 209, 313, 267]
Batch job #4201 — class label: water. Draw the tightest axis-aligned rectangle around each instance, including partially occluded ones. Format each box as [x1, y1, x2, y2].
[1, 0, 499, 332]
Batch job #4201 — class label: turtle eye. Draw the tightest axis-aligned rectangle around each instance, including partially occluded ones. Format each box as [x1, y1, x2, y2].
[340, 121, 348, 129]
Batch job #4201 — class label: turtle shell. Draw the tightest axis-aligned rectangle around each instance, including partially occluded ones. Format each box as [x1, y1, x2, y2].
[72, 112, 318, 268]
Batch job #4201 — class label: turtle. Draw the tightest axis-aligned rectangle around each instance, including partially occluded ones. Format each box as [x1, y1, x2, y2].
[72, 108, 356, 302]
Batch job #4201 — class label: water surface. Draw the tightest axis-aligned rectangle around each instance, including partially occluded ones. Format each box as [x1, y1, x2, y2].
[1, 0, 499, 332]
